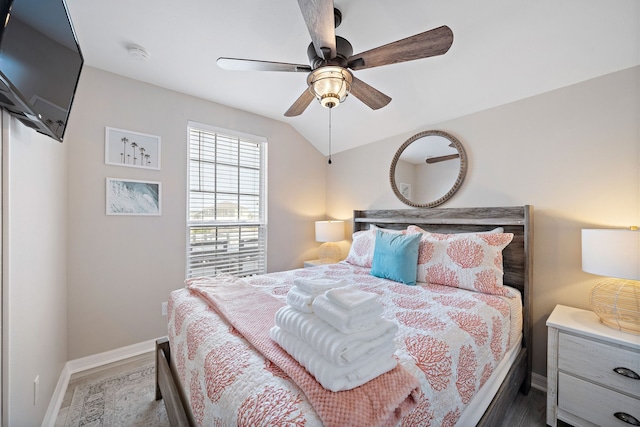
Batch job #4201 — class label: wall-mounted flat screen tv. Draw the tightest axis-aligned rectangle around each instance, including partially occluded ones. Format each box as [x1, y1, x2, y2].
[0, 0, 84, 142]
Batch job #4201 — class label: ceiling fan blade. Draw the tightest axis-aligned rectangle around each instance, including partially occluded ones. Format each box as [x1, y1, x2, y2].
[284, 89, 316, 117]
[350, 76, 392, 110]
[217, 57, 312, 73]
[297, 0, 336, 60]
[348, 25, 454, 70]
[426, 154, 460, 164]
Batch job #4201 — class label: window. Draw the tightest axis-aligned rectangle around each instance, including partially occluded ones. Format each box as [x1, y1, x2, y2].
[187, 123, 267, 278]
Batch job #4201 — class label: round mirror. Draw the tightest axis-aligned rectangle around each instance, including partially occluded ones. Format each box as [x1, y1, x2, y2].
[390, 130, 467, 208]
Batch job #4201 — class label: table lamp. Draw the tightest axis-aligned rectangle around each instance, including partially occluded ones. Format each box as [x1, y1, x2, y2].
[315, 220, 345, 263]
[581, 227, 640, 334]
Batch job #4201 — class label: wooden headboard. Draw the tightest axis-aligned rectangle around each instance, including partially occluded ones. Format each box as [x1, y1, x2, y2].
[353, 205, 533, 391]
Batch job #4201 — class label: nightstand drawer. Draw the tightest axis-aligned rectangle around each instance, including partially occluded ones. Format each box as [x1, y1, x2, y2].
[559, 373, 640, 427]
[559, 333, 640, 398]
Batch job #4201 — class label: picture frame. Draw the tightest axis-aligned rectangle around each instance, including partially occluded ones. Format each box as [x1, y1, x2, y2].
[399, 183, 411, 199]
[105, 127, 161, 170]
[106, 178, 161, 216]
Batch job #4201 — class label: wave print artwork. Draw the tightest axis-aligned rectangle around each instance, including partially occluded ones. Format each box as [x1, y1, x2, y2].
[106, 178, 161, 215]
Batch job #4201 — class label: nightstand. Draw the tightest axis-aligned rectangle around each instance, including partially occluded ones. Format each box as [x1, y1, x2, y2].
[546, 305, 640, 427]
[303, 259, 338, 268]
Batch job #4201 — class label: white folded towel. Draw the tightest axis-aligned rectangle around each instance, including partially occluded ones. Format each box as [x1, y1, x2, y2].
[293, 277, 346, 296]
[274, 305, 398, 365]
[270, 326, 397, 392]
[312, 294, 384, 334]
[286, 286, 315, 313]
[325, 287, 381, 314]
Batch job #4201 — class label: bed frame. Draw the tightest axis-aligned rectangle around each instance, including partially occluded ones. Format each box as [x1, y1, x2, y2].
[156, 205, 533, 426]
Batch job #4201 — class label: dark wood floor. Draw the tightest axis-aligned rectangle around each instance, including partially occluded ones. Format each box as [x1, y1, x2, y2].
[500, 387, 547, 427]
[500, 388, 574, 427]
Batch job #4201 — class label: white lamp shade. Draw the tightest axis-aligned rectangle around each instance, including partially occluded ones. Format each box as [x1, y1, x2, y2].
[582, 229, 640, 280]
[315, 221, 345, 243]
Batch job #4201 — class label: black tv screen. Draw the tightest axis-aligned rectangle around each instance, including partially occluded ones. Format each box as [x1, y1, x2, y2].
[0, 0, 83, 142]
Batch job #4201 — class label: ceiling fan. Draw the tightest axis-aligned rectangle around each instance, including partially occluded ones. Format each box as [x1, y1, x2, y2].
[426, 154, 460, 164]
[217, 0, 454, 117]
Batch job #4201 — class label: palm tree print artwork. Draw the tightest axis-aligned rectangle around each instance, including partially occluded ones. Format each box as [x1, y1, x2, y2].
[106, 127, 161, 170]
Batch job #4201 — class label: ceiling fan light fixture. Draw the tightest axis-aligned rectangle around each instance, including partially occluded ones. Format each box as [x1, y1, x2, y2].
[307, 66, 352, 109]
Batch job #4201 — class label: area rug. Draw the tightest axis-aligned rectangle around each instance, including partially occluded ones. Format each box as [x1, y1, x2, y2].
[65, 362, 169, 426]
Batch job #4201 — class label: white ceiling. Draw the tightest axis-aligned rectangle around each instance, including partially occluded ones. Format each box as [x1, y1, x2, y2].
[65, 0, 639, 155]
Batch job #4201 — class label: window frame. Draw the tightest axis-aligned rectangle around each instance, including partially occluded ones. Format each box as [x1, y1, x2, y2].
[186, 121, 268, 279]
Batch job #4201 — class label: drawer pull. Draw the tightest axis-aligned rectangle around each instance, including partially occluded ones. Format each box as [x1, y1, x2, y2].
[613, 367, 640, 380]
[615, 412, 640, 426]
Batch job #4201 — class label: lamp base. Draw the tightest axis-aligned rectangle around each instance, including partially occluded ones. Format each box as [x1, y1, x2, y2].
[590, 278, 640, 335]
[318, 242, 341, 263]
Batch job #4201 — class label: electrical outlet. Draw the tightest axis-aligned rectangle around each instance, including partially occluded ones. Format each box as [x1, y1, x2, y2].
[161, 302, 168, 317]
[34, 375, 39, 406]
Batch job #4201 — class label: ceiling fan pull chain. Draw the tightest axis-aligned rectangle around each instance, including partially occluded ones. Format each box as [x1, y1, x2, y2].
[328, 108, 332, 165]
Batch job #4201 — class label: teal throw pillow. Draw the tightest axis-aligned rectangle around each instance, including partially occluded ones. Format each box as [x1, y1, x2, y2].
[370, 230, 421, 285]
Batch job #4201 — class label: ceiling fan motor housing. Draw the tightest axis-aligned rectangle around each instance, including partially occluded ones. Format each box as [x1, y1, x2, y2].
[307, 36, 353, 69]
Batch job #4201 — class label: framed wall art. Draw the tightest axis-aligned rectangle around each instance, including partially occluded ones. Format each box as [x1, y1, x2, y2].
[105, 127, 161, 170]
[106, 178, 161, 216]
[399, 183, 411, 199]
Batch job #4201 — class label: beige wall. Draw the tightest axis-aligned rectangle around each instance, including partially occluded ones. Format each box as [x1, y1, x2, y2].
[64, 67, 327, 359]
[326, 66, 640, 378]
[2, 113, 68, 426]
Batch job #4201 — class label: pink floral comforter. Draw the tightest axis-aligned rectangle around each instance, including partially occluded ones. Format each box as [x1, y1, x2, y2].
[167, 262, 522, 426]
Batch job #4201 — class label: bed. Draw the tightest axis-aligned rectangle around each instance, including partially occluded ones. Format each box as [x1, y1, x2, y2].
[156, 205, 533, 426]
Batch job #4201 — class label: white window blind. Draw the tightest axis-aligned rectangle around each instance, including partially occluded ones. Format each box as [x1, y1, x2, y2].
[187, 124, 267, 278]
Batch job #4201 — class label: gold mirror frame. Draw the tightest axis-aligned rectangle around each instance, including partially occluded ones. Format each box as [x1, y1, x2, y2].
[390, 130, 467, 208]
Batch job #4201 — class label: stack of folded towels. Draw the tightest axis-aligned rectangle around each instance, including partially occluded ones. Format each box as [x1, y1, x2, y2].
[270, 277, 399, 392]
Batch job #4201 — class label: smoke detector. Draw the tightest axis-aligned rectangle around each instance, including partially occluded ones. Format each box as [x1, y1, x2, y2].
[127, 44, 150, 61]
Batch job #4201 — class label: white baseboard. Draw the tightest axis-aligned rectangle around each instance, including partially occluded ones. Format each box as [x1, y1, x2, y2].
[64, 339, 157, 375]
[531, 372, 547, 392]
[41, 363, 73, 427]
[41, 338, 161, 427]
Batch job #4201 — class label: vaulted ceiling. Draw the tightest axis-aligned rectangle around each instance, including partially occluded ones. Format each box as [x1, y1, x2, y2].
[65, 0, 639, 155]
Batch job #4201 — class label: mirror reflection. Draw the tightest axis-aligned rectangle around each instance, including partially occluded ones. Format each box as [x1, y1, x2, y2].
[390, 130, 467, 208]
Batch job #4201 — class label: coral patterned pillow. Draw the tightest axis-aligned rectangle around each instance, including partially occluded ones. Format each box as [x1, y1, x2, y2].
[345, 230, 377, 268]
[345, 227, 406, 268]
[406, 225, 515, 296]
